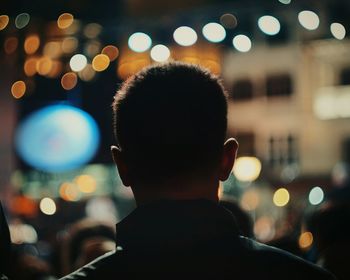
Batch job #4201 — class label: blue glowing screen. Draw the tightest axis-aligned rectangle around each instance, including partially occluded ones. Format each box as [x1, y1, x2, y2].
[15, 104, 100, 172]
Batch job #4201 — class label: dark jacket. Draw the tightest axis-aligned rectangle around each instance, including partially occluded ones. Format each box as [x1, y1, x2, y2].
[61, 200, 336, 279]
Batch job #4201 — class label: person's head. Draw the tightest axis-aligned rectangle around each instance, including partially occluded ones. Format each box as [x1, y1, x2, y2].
[111, 62, 238, 203]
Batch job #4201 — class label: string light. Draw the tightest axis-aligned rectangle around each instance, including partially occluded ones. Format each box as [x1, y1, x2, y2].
[128, 32, 152, 53]
[0, 15, 9, 31]
[173, 26, 197, 46]
[232, 34, 252, 52]
[150, 44, 170, 62]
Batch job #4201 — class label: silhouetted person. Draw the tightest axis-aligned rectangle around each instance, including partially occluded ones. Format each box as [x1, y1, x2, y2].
[308, 202, 350, 280]
[219, 200, 254, 238]
[61, 62, 336, 279]
[0, 201, 11, 279]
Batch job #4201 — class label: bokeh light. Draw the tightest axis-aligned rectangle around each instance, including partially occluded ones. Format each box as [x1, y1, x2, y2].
[150, 44, 171, 62]
[59, 182, 81, 201]
[11, 80, 26, 99]
[173, 26, 198, 47]
[75, 174, 97, 193]
[240, 189, 260, 211]
[4, 37, 18, 54]
[299, 231, 313, 249]
[84, 40, 101, 57]
[278, 0, 291, 4]
[15, 104, 100, 172]
[39, 198, 56, 215]
[330, 23, 346, 40]
[233, 157, 262, 182]
[254, 216, 275, 242]
[308, 186, 324, 205]
[92, 54, 110, 72]
[102, 45, 119, 61]
[9, 223, 38, 244]
[36, 56, 53, 75]
[61, 72, 78, 90]
[220, 13, 237, 29]
[232, 34, 252, 52]
[273, 188, 290, 207]
[298, 10, 320, 31]
[24, 34, 40, 54]
[57, 13, 74, 29]
[15, 13, 30, 29]
[0, 15, 9, 31]
[78, 64, 96, 81]
[202, 22, 226, 43]
[258, 15, 281, 35]
[24, 57, 38, 77]
[128, 32, 152, 53]
[70, 54, 87, 72]
[84, 23, 102, 39]
[43, 41, 62, 58]
[62, 37, 78, 53]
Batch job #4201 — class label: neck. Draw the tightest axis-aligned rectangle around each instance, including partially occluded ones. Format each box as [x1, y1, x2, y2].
[131, 177, 219, 206]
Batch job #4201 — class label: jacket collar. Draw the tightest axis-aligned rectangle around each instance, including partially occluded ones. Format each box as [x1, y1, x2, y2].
[116, 199, 240, 252]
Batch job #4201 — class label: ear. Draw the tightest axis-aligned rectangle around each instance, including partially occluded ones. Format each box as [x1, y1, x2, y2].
[111, 145, 132, 187]
[219, 138, 238, 181]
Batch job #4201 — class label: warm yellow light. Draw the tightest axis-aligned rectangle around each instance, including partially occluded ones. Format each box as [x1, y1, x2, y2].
[92, 54, 110, 72]
[24, 35, 40, 54]
[299, 231, 313, 249]
[0, 15, 9, 31]
[57, 13, 74, 29]
[4, 37, 18, 54]
[43, 41, 62, 58]
[102, 45, 119, 62]
[36, 56, 53, 75]
[39, 197, 56, 215]
[24, 57, 38, 77]
[240, 190, 259, 211]
[46, 61, 63, 78]
[75, 174, 97, 193]
[59, 182, 80, 201]
[11, 81, 26, 99]
[61, 72, 78, 90]
[233, 157, 262, 182]
[273, 188, 290, 207]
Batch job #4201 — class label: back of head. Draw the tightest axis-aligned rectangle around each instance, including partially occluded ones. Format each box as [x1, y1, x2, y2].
[113, 62, 228, 185]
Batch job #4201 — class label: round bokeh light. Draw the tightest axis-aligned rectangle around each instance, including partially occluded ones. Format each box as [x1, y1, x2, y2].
[15, 104, 100, 172]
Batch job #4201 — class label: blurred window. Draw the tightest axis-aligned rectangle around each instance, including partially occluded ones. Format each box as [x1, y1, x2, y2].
[266, 74, 292, 97]
[340, 67, 350, 85]
[235, 132, 255, 156]
[230, 79, 253, 101]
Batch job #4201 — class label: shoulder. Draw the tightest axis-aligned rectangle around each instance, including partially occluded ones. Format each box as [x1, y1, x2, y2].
[237, 236, 336, 280]
[60, 250, 124, 280]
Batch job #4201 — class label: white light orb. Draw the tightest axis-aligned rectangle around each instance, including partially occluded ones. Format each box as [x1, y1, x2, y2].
[278, 0, 291, 4]
[150, 44, 170, 62]
[330, 23, 346, 40]
[258, 15, 281, 35]
[308, 186, 324, 205]
[298, 10, 320, 30]
[40, 197, 56, 215]
[233, 157, 262, 182]
[232, 34, 252, 52]
[70, 54, 87, 72]
[202, 22, 226, 43]
[173, 26, 198, 47]
[128, 32, 152, 53]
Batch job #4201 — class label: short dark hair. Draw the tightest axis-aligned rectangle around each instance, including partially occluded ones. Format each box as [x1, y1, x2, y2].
[112, 62, 228, 184]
